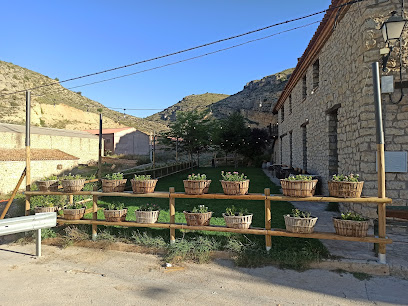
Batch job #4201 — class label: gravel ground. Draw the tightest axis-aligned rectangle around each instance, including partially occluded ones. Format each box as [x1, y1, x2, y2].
[1, 243, 407, 306]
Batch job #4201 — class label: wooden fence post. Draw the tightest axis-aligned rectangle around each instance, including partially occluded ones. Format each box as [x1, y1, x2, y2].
[92, 195, 98, 240]
[169, 187, 175, 244]
[264, 188, 271, 251]
[0, 168, 26, 219]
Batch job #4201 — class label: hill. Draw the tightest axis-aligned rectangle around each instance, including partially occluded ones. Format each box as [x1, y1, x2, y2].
[0, 60, 166, 133]
[210, 68, 294, 127]
[148, 68, 294, 128]
[146, 93, 229, 124]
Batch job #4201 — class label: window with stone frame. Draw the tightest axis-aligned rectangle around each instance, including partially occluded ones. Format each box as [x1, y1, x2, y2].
[313, 59, 320, 89]
[289, 94, 292, 114]
[302, 75, 307, 100]
[281, 105, 285, 123]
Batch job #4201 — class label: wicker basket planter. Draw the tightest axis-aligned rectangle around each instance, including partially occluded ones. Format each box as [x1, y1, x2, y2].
[63, 207, 86, 220]
[37, 180, 59, 192]
[61, 179, 86, 193]
[223, 213, 253, 229]
[280, 179, 318, 197]
[183, 211, 213, 226]
[333, 217, 369, 237]
[101, 179, 127, 193]
[183, 180, 212, 195]
[220, 180, 250, 195]
[328, 181, 364, 198]
[104, 209, 128, 222]
[34, 206, 57, 213]
[135, 210, 160, 223]
[131, 179, 158, 194]
[284, 215, 318, 233]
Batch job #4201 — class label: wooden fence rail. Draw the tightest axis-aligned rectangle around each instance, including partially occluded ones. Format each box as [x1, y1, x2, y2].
[25, 188, 393, 261]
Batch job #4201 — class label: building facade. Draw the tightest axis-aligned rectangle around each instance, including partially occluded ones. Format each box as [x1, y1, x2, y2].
[0, 123, 100, 164]
[85, 127, 151, 156]
[273, 0, 408, 218]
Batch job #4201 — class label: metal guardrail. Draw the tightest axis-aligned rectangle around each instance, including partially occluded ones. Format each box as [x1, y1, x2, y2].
[0, 212, 57, 257]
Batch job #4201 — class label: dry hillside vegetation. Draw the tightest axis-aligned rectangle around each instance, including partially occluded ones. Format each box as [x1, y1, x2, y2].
[0, 60, 166, 133]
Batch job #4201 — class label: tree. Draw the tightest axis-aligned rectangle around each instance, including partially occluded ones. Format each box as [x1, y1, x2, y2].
[160, 111, 211, 167]
[240, 128, 270, 165]
[214, 112, 250, 167]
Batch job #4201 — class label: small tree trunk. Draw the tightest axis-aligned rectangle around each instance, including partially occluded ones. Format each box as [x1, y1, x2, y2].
[197, 150, 200, 168]
[234, 151, 238, 168]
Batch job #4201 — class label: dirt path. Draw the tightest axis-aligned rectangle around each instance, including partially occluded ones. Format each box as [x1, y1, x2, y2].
[1, 244, 407, 305]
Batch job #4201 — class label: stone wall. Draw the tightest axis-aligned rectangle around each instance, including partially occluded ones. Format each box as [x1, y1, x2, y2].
[0, 159, 78, 194]
[0, 128, 99, 164]
[276, 0, 408, 218]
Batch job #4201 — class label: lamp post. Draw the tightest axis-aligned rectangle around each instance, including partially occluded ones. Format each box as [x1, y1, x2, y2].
[380, 11, 407, 103]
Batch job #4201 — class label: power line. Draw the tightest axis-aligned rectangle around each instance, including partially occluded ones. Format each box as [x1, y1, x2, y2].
[32, 20, 320, 99]
[0, 0, 366, 98]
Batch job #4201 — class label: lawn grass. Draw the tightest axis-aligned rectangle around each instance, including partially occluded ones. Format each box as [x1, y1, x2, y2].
[80, 167, 329, 269]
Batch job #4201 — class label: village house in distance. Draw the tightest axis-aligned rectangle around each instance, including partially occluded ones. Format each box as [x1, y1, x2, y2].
[273, 0, 408, 218]
[85, 127, 151, 156]
[0, 123, 99, 194]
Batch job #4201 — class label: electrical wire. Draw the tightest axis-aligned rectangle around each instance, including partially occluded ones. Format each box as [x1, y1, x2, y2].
[32, 20, 320, 100]
[0, 0, 367, 98]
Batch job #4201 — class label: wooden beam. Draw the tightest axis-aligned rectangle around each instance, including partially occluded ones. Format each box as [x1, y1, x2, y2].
[56, 219, 393, 244]
[0, 168, 26, 219]
[24, 190, 392, 204]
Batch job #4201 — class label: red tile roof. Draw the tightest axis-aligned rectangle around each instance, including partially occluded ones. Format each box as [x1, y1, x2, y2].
[273, 0, 350, 113]
[84, 127, 134, 135]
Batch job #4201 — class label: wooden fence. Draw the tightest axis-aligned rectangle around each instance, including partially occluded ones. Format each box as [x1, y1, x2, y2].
[25, 189, 393, 256]
[123, 161, 195, 180]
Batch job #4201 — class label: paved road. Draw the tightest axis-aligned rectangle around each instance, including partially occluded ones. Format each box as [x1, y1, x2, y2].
[0, 244, 407, 305]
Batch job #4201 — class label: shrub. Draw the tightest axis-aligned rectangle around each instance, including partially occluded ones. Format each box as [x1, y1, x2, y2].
[104, 172, 124, 180]
[136, 203, 159, 211]
[133, 174, 153, 181]
[285, 174, 313, 181]
[225, 205, 250, 216]
[221, 171, 248, 181]
[186, 173, 207, 180]
[332, 174, 360, 182]
[340, 212, 366, 221]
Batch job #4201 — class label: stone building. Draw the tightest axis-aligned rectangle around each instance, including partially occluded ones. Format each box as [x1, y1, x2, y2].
[85, 127, 151, 156]
[0, 123, 100, 164]
[273, 0, 408, 218]
[0, 122, 100, 194]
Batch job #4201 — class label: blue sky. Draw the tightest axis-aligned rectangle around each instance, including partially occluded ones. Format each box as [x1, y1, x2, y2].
[1, 0, 330, 117]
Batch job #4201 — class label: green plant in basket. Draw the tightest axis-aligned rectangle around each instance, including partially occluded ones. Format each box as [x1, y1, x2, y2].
[104, 172, 124, 180]
[187, 173, 207, 180]
[225, 205, 250, 216]
[191, 205, 209, 213]
[340, 212, 366, 221]
[133, 174, 153, 181]
[107, 202, 125, 210]
[137, 203, 160, 211]
[291, 209, 311, 218]
[332, 174, 360, 182]
[66, 202, 85, 209]
[221, 171, 248, 181]
[42, 175, 58, 181]
[61, 173, 83, 180]
[285, 174, 313, 181]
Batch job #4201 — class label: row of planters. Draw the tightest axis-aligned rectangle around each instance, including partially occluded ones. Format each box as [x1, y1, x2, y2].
[62, 203, 254, 229]
[280, 173, 364, 198]
[37, 171, 251, 195]
[284, 209, 369, 237]
[39, 171, 364, 199]
[61, 202, 369, 238]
